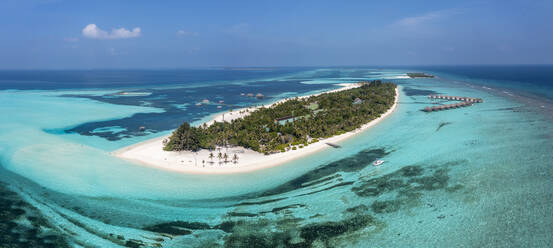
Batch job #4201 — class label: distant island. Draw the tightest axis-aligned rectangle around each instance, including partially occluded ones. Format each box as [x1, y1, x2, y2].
[407, 72, 434, 78]
[223, 67, 276, 71]
[164, 81, 396, 154]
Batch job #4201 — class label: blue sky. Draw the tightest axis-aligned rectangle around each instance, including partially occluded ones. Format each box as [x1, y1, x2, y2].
[1, 0, 552, 69]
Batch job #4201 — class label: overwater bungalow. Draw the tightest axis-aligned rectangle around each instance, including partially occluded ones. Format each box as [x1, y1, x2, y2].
[426, 94, 483, 112]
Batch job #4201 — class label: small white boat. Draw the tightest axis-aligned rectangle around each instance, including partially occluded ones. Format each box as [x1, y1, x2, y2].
[373, 160, 384, 166]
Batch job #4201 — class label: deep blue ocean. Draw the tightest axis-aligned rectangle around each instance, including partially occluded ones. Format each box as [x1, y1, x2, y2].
[414, 65, 553, 99]
[2, 65, 552, 95]
[0, 66, 552, 247]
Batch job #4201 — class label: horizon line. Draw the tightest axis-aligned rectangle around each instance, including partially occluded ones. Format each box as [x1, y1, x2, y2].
[0, 63, 552, 71]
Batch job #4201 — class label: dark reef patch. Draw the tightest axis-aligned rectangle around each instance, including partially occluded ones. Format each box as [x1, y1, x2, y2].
[214, 220, 243, 233]
[403, 87, 440, 96]
[295, 181, 354, 197]
[217, 160, 467, 247]
[352, 160, 466, 215]
[299, 174, 341, 188]
[223, 230, 298, 248]
[234, 197, 287, 207]
[446, 184, 465, 192]
[220, 214, 382, 248]
[408, 168, 449, 191]
[299, 214, 378, 244]
[143, 221, 211, 235]
[228, 212, 258, 217]
[259, 204, 306, 214]
[400, 165, 424, 177]
[150, 161, 467, 247]
[352, 175, 404, 198]
[345, 204, 369, 214]
[0, 183, 70, 248]
[371, 200, 401, 214]
[261, 148, 389, 197]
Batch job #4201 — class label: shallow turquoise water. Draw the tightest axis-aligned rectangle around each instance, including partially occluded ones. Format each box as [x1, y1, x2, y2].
[0, 68, 552, 247]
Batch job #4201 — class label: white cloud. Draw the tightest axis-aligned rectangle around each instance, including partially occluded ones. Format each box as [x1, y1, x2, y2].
[82, 24, 141, 40]
[176, 30, 199, 37]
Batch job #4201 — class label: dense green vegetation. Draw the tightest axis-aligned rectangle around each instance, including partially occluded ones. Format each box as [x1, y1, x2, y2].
[164, 81, 396, 154]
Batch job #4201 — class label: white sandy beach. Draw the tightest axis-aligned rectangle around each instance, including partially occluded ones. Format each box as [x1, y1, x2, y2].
[113, 84, 399, 174]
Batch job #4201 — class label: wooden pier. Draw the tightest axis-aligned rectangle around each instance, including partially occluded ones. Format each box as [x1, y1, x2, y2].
[326, 142, 341, 148]
[423, 95, 483, 112]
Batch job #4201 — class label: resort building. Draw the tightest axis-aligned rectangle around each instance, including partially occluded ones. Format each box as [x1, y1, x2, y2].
[274, 116, 296, 125]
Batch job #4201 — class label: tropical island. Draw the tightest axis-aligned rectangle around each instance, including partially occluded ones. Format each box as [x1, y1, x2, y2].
[407, 72, 434, 78]
[165, 81, 395, 154]
[114, 81, 398, 173]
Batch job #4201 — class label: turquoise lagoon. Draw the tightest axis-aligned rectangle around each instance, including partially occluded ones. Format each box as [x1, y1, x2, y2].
[0, 67, 552, 247]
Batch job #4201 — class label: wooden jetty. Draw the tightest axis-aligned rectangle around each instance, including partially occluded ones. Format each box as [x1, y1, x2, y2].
[423, 95, 483, 112]
[326, 142, 341, 148]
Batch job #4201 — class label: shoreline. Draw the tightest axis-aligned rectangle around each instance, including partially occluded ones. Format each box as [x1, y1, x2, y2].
[113, 84, 399, 174]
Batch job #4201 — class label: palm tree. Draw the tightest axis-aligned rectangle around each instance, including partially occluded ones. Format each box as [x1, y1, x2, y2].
[202, 160, 205, 167]
[209, 152, 214, 164]
[232, 154, 239, 164]
[223, 153, 229, 164]
[217, 152, 223, 165]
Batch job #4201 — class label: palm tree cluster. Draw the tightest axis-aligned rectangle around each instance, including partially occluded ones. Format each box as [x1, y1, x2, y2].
[165, 80, 396, 154]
